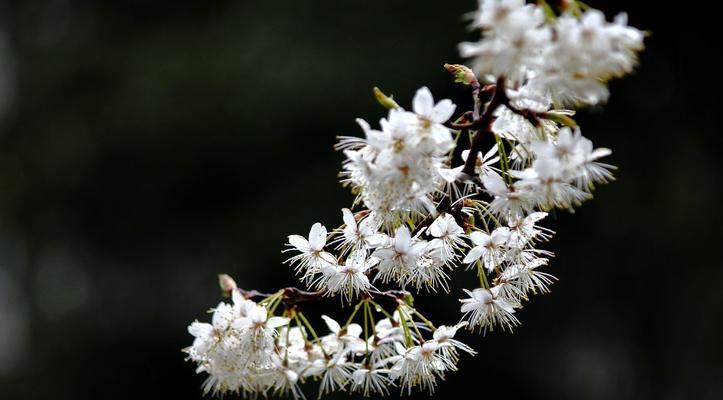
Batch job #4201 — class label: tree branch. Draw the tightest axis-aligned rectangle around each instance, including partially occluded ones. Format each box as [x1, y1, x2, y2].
[460, 77, 507, 178]
[234, 286, 410, 308]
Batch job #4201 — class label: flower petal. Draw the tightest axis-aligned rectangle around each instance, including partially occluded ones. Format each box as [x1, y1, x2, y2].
[431, 99, 456, 123]
[463, 245, 485, 264]
[413, 86, 434, 116]
[341, 208, 356, 230]
[322, 315, 341, 333]
[288, 235, 310, 252]
[469, 231, 490, 246]
[308, 222, 327, 251]
[267, 316, 290, 328]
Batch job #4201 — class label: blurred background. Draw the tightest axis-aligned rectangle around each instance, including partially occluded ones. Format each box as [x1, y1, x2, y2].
[0, 0, 720, 399]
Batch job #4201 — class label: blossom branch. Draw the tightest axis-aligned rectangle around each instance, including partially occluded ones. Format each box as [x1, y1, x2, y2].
[186, 1, 644, 397]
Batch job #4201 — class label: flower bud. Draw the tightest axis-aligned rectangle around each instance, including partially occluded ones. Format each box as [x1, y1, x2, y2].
[541, 111, 578, 128]
[444, 64, 479, 88]
[218, 273, 237, 296]
[373, 87, 400, 109]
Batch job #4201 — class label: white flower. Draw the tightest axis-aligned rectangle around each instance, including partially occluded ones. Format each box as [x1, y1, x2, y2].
[403, 255, 452, 292]
[373, 226, 427, 284]
[518, 156, 591, 209]
[464, 227, 511, 271]
[531, 127, 584, 166]
[413, 87, 456, 125]
[459, 286, 519, 333]
[428, 213, 467, 263]
[306, 354, 355, 395]
[527, 127, 615, 194]
[276, 326, 311, 367]
[433, 322, 475, 361]
[232, 304, 290, 367]
[507, 211, 551, 248]
[364, 318, 404, 364]
[498, 258, 556, 298]
[186, 320, 217, 361]
[320, 315, 366, 355]
[392, 341, 447, 395]
[286, 223, 336, 282]
[185, 301, 239, 360]
[412, 86, 456, 151]
[234, 303, 290, 331]
[268, 356, 304, 400]
[573, 137, 616, 188]
[231, 289, 258, 318]
[482, 172, 538, 220]
[351, 367, 393, 396]
[317, 251, 376, 302]
[336, 208, 386, 251]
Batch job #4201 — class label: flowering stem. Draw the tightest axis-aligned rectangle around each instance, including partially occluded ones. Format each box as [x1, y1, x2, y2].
[343, 301, 364, 329]
[368, 299, 394, 320]
[363, 300, 370, 354]
[399, 306, 424, 341]
[398, 307, 413, 347]
[297, 312, 320, 342]
[477, 262, 490, 289]
[261, 291, 284, 314]
[411, 308, 436, 330]
[494, 134, 513, 185]
[471, 200, 502, 228]
[409, 317, 424, 342]
[293, 313, 308, 343]
[298, 311, 329, 359]
[367, 302, 377, 331]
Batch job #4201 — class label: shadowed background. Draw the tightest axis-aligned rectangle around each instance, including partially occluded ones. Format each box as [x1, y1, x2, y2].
[0, 0, 720, 399]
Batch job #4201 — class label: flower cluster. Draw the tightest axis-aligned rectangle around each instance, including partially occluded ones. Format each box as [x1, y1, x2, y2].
[338, 87, 456, 223]
[460, 0, 644, 106]
[481, 125, 614, 219]
[185, 0, 644, 398]
[185, 289, 474, 398]
[185, 291, 291, 396]
[286, 206, 468, 297]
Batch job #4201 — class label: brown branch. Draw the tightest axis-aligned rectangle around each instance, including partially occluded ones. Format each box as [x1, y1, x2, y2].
[504, 102, 541, 127]
[461, 77, 507, 178]
[233, 286, 410, 308]
[238, 288, 275, 299]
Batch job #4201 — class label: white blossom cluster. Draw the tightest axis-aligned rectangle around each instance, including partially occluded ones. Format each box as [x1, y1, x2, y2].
[337, 87, 456, 223]
[286, 208, 468, 296]
[460, 0, 644, 106]
[481, 125, 615, 218]
[185, 290, 474, 398]
[185, 1, 644, 398]
[185, 292, 291, 396]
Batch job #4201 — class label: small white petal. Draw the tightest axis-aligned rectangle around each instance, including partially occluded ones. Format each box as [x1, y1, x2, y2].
[308, 223, 327, 251]
[413, 86, 434, 116]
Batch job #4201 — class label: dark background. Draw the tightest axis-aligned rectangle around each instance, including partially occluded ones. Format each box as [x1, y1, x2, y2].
[0, 0, 720, 399]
